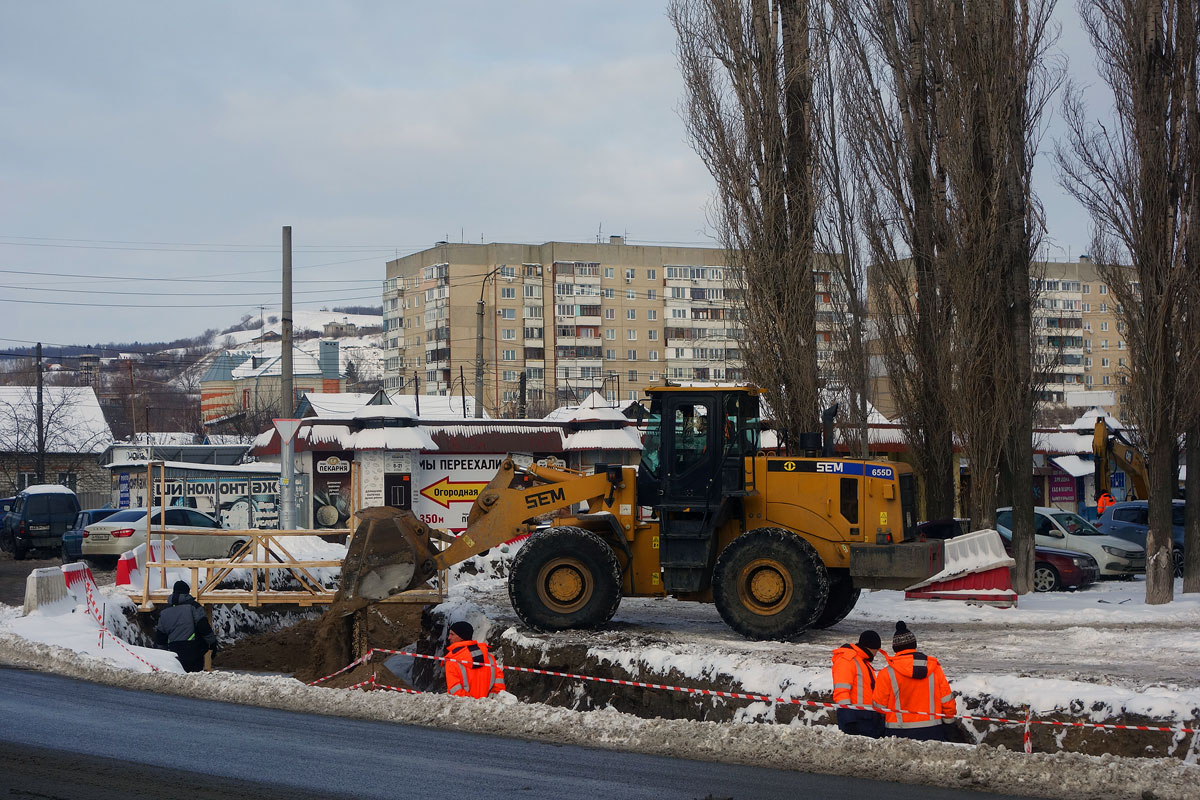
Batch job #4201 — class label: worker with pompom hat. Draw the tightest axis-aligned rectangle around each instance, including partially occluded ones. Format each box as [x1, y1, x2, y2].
[154, 580, 218, 673]
[873, 621, 957, 741]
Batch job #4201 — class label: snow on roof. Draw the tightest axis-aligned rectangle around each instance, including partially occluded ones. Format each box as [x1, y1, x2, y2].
[353, 405, 416, 421]
[347, 427, 437, 451]
[384, 390, 485, 419]
[300, 392, 379, 417]
[1061, 406, 1123, 432]
[0, 386, 114, 454]
[1035, 430, 1094, 454]
[1051, 454, 1094, 478]
[104, 460, 280, 474]
[544, 391, 629, 423]
[19, 483, 77, 495]
[302, 424, 354, 447]
[127, 432, 199, 446]
[563, 428, 643, 451]
[202, 434, 255, 446]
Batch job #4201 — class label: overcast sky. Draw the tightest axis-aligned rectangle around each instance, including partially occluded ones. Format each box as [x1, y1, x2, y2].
[1, 2, 1106, 349]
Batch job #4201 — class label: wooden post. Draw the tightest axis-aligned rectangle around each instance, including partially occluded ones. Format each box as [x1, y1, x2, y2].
[203, 604, 214, 672]
[141, 462, 152, 609]
[158, 465, 167, 589]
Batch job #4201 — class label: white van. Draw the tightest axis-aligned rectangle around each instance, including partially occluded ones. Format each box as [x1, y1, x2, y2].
[996, 507, 1145, 578]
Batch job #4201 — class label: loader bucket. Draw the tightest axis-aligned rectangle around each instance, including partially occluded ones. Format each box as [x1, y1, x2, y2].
[336, 507, 439, 614]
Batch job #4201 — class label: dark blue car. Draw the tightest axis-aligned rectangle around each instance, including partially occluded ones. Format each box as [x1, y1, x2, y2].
[1093, 500, 1185, 577]
[61, 508, 119, 564]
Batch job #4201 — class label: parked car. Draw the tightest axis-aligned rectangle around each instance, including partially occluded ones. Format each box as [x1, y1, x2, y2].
[61, 508, 120, 564]
[992, 527, 1100, 591]
[81, 507, 239, 566]
[995, 506, 1146, 578]
[1093, 500, 1185, 577]
[0, 484, 81, 560]
[0, 497, 14, 515]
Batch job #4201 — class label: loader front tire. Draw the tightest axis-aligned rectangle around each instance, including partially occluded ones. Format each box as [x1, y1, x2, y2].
[811, 568, 860, 629]
[712, 527, 829, 641]
[508, 526, 622, 631]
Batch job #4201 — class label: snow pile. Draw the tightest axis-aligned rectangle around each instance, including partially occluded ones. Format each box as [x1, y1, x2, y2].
[0, 630, 1196, 800]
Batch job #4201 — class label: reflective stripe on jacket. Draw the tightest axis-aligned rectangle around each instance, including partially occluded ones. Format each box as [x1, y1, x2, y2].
[874, 651, 956, 729]
[831, 644, 878, 708]
[444, 639, 506, 698]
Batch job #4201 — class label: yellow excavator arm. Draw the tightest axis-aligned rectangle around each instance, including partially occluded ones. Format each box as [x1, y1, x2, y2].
[1093, 418, 1150, 501]
[337, 457, 625, 611]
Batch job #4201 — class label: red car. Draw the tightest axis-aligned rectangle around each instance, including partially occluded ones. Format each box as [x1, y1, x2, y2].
[997, 529, 1100, 592]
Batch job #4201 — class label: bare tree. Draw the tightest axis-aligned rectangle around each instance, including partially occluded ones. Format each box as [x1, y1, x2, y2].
[813, 4, 872, 457]
[0, 387, 112, 492]
[672, 0, 821, 442]
[1180, 0, 1200, 593]
[1057, 0, 1197, 604]
[829, 0, 958, 520]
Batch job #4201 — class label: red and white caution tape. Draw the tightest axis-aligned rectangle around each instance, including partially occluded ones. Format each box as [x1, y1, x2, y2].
[1024, 708, 1033, 753]
[83, 578, 161, 673]
[316, 646, 1199, 738]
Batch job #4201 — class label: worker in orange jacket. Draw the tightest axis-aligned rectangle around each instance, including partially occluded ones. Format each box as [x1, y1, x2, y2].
[1097, 492, 1115, 514]
[444, 621, 506, 698]
[874, 621, 957, 741]
[831, 630, 886, 738]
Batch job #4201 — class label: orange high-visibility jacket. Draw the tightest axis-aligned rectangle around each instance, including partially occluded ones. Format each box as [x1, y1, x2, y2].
[831, 644, 881, 709]
[444, 639, 506, 698]
[874, 650, 956, 730]
[1097, 493, 1115, 514]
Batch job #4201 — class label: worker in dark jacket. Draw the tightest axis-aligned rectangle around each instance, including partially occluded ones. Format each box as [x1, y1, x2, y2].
[831, 630, 886, 738]
[155, 580, 217, 673]
[443, 621, 506, 698]
[874, 621, 956, 741]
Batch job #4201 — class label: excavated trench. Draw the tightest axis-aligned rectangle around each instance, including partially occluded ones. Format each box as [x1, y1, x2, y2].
[166, 602, 1198, 761]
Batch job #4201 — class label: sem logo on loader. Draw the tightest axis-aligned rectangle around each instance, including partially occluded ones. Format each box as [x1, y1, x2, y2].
[767, 460, 894, 479]
[524, 487, 566, 510]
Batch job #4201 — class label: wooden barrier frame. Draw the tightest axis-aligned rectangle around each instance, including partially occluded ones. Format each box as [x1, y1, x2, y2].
[134, 462, 445, 609]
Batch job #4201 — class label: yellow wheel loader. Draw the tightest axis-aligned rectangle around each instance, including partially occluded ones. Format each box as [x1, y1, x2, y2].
[341, 386, 946, 641]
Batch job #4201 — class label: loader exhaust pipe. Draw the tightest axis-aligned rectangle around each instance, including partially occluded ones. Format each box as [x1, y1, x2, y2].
[822, 404, 839, 458]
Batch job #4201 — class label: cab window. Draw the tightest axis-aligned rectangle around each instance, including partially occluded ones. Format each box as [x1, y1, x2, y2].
[839, 477, 859, 524]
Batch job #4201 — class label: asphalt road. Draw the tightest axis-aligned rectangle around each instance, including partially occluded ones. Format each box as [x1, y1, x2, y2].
[0, 668, 1042, 800]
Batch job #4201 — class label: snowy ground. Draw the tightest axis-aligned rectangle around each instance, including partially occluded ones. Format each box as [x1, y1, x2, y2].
[2, 555, 1199, 799]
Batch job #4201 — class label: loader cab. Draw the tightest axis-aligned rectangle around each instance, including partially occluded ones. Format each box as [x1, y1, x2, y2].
[636, 386, 760, 509]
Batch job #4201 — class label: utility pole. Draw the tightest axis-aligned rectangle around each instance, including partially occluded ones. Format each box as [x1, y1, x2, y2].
[127, 359, 137, 443]
[35, 343, 45, 484]
[474, 266, 501, 418]
[281, 226, 293, 415]
[280, 225, 295, 530]
[518, 370, 527, 418]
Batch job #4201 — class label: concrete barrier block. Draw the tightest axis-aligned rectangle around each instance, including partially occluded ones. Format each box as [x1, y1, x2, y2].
[23, 567, 69, 616]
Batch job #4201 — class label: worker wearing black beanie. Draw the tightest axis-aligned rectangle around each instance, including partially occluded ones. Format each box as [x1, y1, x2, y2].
[875, 621, 957, 741]
[831, 629, 886, 738]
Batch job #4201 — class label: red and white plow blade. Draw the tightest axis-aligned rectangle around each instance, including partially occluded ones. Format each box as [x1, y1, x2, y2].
[904, 529, 1016, 607]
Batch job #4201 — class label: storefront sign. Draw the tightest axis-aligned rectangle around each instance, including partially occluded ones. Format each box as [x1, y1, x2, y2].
[1049, 473, 1077, 503]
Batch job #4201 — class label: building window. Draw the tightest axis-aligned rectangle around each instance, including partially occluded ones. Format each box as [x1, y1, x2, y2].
[1083, 284, 1090, 294]
[501, 287, 516, 299]
[604, 349, 616, 360]
[524, 326, 543, 339]
[648, 329, 659, 340]
[626, 309, 637, 320]
[625, 269, 636, 281]
[524, 284, 542, 298]
[605, 328, 615, 340]
[18, 473, 36, 490]
[1100, 321, 1108, 331]
[1102, 375, 1110, 385]
[1099, 303, 1107, 313]
[627, 370, 638, 381]
[627, 330, 637, 340]
[647, 269, 657, 280]
[647, 309, 657, 321]
[603, 287, 614, 299]
[672, 308, 687, 319]
[605, 308, 615, 320]
[502, 329, 516, 340]
[1118, 340, 1125, 349]
[1101, 358, 1110, 367]
[500, 308, 516, 319]
[1099, 284, 1108, 294]
[627, 349, 637, 361]
[604, 267, 614, 279]
[502, 350, 516, 361]
[503, 370, 518, 382]
[626, 289, 636, 300]
[524, 305, 543, 319]
[649, 350, 659, 361]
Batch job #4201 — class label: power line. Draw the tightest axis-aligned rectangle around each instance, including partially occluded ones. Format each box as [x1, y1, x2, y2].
[0, 283, 382, 298]
[0, 268, 380, 284]
[0, 294, 381, 309]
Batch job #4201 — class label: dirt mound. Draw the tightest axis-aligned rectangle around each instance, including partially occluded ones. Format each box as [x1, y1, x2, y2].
[216, 602, 427, 684]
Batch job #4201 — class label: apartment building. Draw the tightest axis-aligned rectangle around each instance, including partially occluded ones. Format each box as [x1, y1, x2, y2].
[1036, 256, 1130, 420]
[383, 238, 769, 415]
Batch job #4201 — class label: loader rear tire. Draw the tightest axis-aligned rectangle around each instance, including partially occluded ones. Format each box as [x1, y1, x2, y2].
[712, 527, 829, 641]
[810, 568, 860, 629]
[508, 526, 622, 632]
